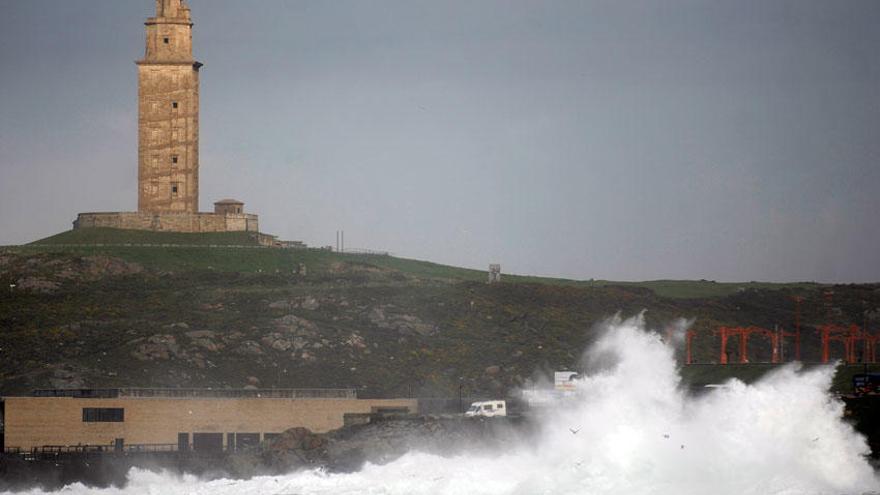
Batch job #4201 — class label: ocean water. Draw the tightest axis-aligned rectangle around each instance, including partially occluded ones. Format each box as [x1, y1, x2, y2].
[11, 315, 880, 495]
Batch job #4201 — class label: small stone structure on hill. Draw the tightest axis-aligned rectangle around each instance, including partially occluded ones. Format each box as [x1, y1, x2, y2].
[74, 0, 259, 234]
[488, 264, 502, 284]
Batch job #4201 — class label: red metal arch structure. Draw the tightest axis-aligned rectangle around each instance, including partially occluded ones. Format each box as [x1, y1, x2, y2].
[817, 324, 869, 364]
[685, 329, 696, 365]
[865, 330, 879, 364]
[664, 328, 698, 365]
[716, 326, 789, 364]
[816, 325, 880, 364]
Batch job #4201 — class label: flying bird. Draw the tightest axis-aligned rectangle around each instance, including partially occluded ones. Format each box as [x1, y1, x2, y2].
[569, 427, 581, 434]
[663, 434, 670, 439]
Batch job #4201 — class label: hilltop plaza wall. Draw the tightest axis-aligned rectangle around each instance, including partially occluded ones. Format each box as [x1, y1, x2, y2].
[3, 396, 417, 450]
[73, 211, 259, 233]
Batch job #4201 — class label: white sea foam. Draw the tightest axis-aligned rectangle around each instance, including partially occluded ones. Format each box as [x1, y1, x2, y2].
[10, 315, 879, 494]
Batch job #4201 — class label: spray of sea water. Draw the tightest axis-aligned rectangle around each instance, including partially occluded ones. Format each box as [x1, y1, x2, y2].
[13, 315, 879, 495]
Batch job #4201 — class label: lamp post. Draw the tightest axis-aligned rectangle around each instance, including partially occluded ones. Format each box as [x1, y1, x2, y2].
[458, 379, 464, 413]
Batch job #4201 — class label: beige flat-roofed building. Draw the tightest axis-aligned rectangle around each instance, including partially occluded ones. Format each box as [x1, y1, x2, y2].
[1, 389, 416, 452]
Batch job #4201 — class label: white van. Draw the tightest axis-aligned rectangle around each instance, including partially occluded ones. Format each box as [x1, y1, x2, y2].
[465, 400, 507, 417]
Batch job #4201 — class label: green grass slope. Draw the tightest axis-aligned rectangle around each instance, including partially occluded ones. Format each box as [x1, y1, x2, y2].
[0, 237, 876, 398]
[13, 229, 826, 298]
[325, 256, 824, 299]
[593, 279, 824, 299]
[32, 228, 264, 247]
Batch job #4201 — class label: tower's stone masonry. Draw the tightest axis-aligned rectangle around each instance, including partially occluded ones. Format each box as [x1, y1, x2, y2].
[73, 0, 261, 235]
[137, 0, 200, 213]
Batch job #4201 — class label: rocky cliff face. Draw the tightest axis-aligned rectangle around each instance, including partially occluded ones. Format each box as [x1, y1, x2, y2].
[257, 414, 536, 474]
[1, 250, 878, 397]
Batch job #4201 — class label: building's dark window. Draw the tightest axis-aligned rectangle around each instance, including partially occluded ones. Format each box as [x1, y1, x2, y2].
[172, 184, 179, 194]
[193, 433, 223, 453]
[171, 155, 178, 164]
[235, 433, 260, 451]
[178, 433, 190, 452]
[172, 101, 179, 109]
[82, 408, 124, 422]
[163, 37, 170, 44]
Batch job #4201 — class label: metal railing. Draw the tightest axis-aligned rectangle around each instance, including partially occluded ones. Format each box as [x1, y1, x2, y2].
[340, 248, 392, 256]
[4, 443, 183, 462]
[118, 388, 357, 399]
[28, 388, 357, 400]
[3, 442, 252, 460]
[32, 389, 120, 399]
[122, 443, 178, 453]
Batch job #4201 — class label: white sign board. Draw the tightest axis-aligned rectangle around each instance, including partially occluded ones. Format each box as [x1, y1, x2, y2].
[554, 371, 579, 391]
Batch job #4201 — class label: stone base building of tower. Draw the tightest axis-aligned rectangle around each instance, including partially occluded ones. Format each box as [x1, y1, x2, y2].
[74, 0, 259, 234]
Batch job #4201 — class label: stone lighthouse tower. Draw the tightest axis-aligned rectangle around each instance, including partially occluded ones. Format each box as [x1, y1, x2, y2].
[137, 0, 201, 213]
[73, 1, 261, 235]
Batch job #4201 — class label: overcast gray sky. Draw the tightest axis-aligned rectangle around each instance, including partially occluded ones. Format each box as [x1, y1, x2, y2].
[1, 0, 878, 282]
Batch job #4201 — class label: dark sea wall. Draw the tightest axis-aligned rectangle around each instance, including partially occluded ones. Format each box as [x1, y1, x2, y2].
[844, 396, 880, 460]
[1, 406, 876, 493]
[0, 415, 533, 492]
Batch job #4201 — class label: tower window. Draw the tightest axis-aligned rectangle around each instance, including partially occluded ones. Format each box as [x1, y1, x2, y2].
[172, 185, 179, 194]
[172, 101, 179, 109]
[172, 155, 178, 164]
[163, 37, 170, 44]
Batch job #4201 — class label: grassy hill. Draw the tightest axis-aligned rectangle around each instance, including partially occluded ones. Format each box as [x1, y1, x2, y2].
[32, 228, 264, 247]
[0, 229, 874, 399]
[19, 229, 823, 299]
[26, 228, 339, 274]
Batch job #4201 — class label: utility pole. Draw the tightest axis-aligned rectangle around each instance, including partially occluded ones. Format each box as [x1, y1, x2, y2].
[864, 302, 869, 367]
[776, 324, 783, 362]
[458, 380, 463, 413]
[792, 295, 803, 361]
[335, 230, 346, 253]
[824, 291, 834, 324]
